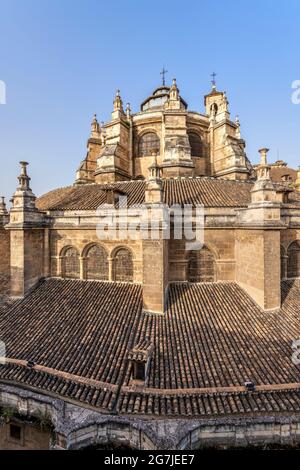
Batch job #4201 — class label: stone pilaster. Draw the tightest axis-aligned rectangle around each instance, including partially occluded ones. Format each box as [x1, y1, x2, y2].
[0, 197, 10, 295]
[142, 236, 168, 315]
[6, 162, 47, 297]
[142, 170, 168, 314]
[160, 79, 194, 178]
[235, 149, 282, 310]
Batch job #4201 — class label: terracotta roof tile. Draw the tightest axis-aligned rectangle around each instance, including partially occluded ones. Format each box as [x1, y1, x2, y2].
[0, 279, 300, 416]
[36, 179, 254, 211]
[270, 167, 297, 183]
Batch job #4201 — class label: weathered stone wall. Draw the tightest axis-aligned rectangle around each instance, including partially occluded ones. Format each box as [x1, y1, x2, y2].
[236, 229, 281, 310]
[50, 228, 142, 283]
[133, 116, 163, 178]
[178, 419, 300, 449]
[132, 112, 213, 179]
[0, 228, 10, 295]
[2, 383, 300, 450]
[0, 421, 50, 450]
[281, 228, 300, 251]
[10, 229, 44, 297]
[169, 230, 236, 282]
[142, 238, 168, 314]
[24, 230, 44, 293]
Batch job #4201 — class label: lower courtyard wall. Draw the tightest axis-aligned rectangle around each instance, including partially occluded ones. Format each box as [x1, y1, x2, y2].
[0, 421, 50, 450]
[1, 384, 300, 450]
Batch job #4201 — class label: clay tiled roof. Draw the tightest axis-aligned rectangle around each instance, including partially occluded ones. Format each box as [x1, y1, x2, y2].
[128, 339, 153, 363]
[36, 179, 254, 211]
[270, 167, 297, 183]
[0, 279, 300, 417]
[0, 279, 142, 412]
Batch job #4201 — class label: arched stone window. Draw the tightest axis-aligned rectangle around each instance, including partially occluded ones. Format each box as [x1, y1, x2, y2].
[281, 245, 287, 280]
[287, 241, 300, 278]
[138, 132, 160, 157]
[86, 245, 108, 281]
[188, 132, 203, 157]
[188, 246, 216, 283]
[210, 103, 218, 116]
[62, 247, 80, 279]
[114, 248, 133, 282]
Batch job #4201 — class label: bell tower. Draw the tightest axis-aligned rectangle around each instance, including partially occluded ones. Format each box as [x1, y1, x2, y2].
[205, 76, 251, 180]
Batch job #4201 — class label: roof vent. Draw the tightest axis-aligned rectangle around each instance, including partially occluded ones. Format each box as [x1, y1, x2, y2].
[128, 338, 153, 383]
[244, 380, 255, 391]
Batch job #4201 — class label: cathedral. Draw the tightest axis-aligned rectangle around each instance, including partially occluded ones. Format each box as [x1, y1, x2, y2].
[0, 77, 300, 449]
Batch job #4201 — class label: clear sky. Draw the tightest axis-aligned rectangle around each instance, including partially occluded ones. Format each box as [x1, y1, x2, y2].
[1, 0, 300, 203]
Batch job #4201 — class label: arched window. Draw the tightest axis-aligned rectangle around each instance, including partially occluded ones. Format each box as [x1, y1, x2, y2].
[138, 132, 160, 157]
[281, 245, 286, 280]
[210, 103, 218, 116]
[188, 247, 216, 283]
[287, 241, 300, 278]
[188, 132, 203, 157]
[114, 248, 133, 282]
[62, 247, 80, 279]
[86, 245, 108, 281]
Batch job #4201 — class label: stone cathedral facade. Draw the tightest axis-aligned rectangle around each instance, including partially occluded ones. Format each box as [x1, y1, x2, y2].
[1, 79, 300, 449]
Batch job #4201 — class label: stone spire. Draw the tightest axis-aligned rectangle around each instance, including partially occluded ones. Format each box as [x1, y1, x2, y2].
[165, 78, 181, 110]
[7, 162, 46, 298]
[235, 115, 241, 138]
[126, 102, 131, 119]
[145, 151, 162, 203]
[90, 113, 101, 139]
[0, 196, 8, 225]
[112, 89, 125, 119]
[250, 148, 277, 204]
[18, 161, 31, 191]
[114, 89, 122, 110]
[0, 197, 7, 216]
[257, 148, 270, 180]
[10, 162, 38, 215]
[170, 78, 179, 101]
[149, 151, 161, 180]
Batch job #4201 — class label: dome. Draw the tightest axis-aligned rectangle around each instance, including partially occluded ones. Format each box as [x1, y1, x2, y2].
[140, 85, 187, 111]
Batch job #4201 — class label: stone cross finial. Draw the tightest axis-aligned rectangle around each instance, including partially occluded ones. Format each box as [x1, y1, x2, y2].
[160, 67, 168, 86]
[18, 161, 31, 190]
[211, 72, 217, 91]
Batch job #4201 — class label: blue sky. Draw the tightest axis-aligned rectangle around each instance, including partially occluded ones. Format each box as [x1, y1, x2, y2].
[0, 0, 300, 202]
